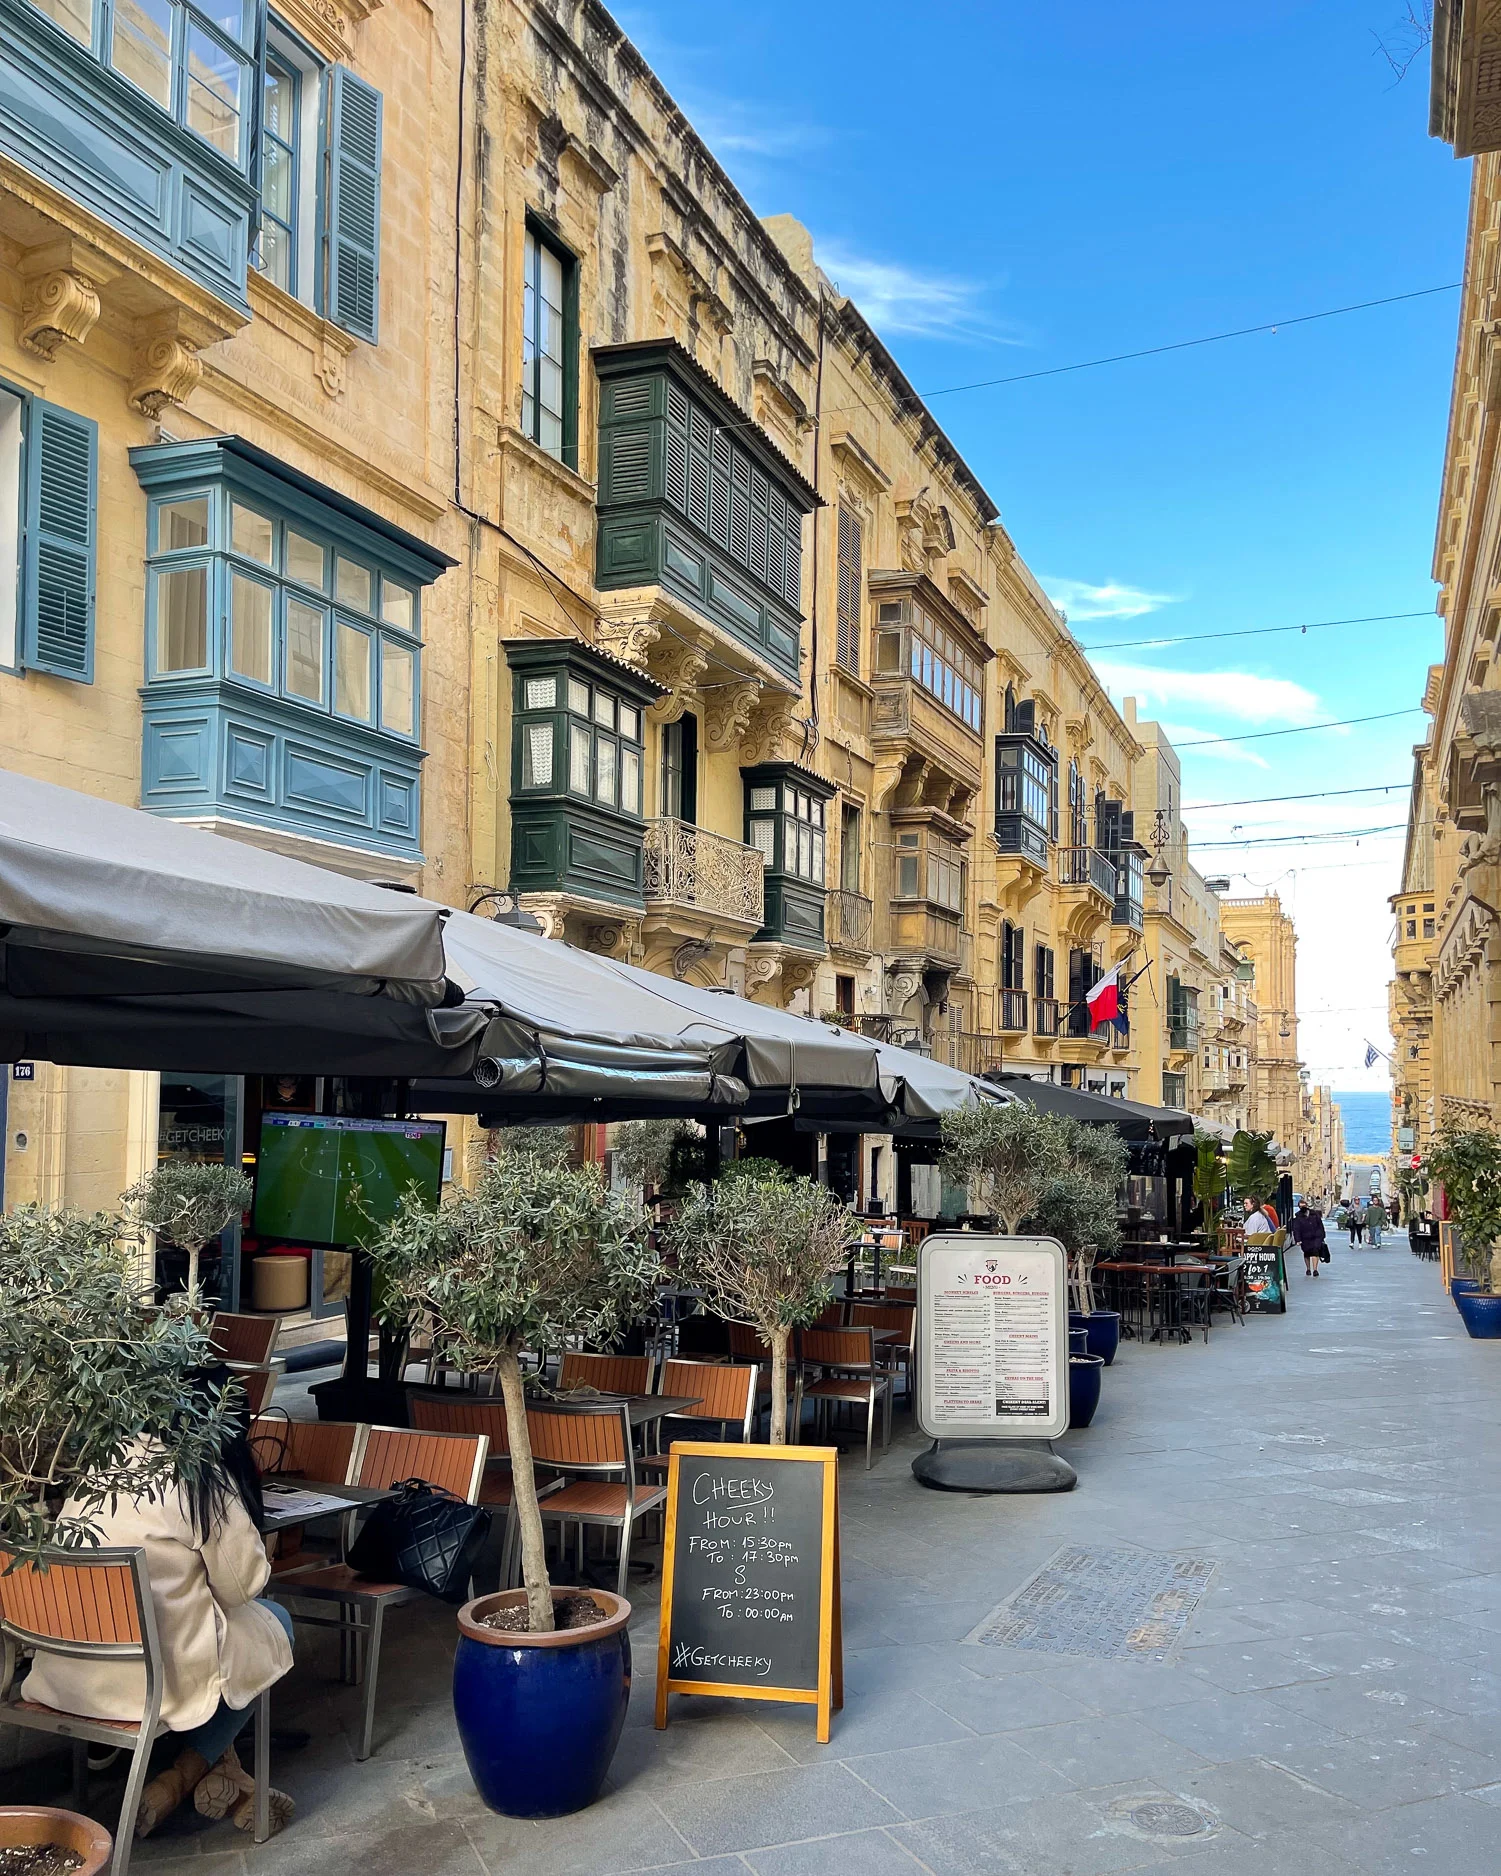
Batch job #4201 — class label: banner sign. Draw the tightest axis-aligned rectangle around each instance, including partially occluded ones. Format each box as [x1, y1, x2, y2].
[916, 1233, 1070, 1442]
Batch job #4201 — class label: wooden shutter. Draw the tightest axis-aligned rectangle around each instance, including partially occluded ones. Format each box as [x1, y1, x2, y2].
[22, 397, 96, 683]
[836, 504, 862, 673]
[326, 67, 382, 341]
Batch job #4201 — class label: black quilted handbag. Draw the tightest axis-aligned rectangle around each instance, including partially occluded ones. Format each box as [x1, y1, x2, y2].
[347, 1478, 492, 1603]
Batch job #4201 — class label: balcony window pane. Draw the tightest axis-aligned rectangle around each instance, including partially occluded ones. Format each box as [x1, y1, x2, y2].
[231, 502, 274, 566]
[749, 786, 776, 813]
[263, 134, 292, 222]
[198, 0, 249, 48]
[523, 676, 556, 711]
[113, 0, 173, 110]
[595, 737, 617, 806]
[334, 620, 372, 720]
[285, 598, 324, 701]
[158, 498, 209, 551]
[569, 724, 591, 793]
[618, 703, 639, 742]
[568, 677, 590, 715]
[335, 556, 372, 613]
[259, 221, 291, 290]
[594, 691, 615, 729]
[875, 630, 901, 674]
[522, 723, 553, 789]
[380, 639, 415, 735]
[186, 26, 243, 161]
[286, 530, 325, 588]
[35, 0, 93, 48]
[621, 747, 640, 815]
[155, 566, 208, 672]
[898, 853, 918, 897]
[229, 572, 272, 684]
[381, 581, 414, 631]
[749, 818, 775, 864]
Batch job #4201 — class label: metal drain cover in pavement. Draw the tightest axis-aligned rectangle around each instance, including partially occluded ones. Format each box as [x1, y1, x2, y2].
[1129, 1802, 1211, 1838]
[962, 1543, 1220, 1661]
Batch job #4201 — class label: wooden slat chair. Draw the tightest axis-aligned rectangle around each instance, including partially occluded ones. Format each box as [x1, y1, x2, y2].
[270, 1428, 488, 1761]
[0, 1547, 274, 1871]
[408, 1392, 560, 1588]
[815, 1301, 848, 1327]
[637, 1360, 758, 1480]
[208, 1312, 281, 1367]
[526, 1401, 665, 1598]
[796, 1326, 893, 1469]
[847, 1301, 917, 1406]
[556, 1351, 653, 1396]
[884, 1284, 918, 1304]
[229, 1364, 282, 1417]
[250, 1417, 366, 1578]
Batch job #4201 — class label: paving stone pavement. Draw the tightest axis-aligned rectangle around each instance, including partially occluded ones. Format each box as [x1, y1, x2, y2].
[12, 1245, 1501, 1873]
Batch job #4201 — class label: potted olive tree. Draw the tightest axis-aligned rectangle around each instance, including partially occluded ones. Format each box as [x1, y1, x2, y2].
[122, 1162, 253, 1307]
[663, 1165, 854, 1445]
[362, 1145, 661, 1815]
[1428, 1127, 1501, 1336]
[939, 1102, 1068, 1235]
[0, 1202, 235, 1865]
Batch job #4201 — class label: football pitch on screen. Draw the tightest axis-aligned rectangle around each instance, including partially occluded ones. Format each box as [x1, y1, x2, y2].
[258, 1129, 441, 1244]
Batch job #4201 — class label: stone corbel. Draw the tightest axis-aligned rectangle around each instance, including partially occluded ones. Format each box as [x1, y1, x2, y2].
[893, 754, 931, 809]
[738, 697, 802, 765]
[779, 958, 818, 1003]
[705, 679, 763, 753]
[886, 967, 922, 1011]
[648, 642, 709, 723]
[315, 322, 356, 400]
[516, 896, 568, 941]
[19, 265, 105, 361]
[128, 312, 209, 418]
[672, 938, 716, 981]
[1065, 715, 1094, 754]
[595, 611, 662, 670]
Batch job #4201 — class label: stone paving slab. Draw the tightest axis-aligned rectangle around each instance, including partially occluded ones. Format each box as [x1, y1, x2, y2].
[11, 1247, 1501, 1873]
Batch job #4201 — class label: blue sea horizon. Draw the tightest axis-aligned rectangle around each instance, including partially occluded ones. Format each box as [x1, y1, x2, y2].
[1333, 1090, 1392, 1157]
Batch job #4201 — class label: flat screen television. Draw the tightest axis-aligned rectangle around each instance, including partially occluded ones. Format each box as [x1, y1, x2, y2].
[253, 1115, 446, 1246]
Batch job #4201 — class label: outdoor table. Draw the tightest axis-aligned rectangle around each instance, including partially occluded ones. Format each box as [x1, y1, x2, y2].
[261, 1480, 391, 1535]
[1099, 1261, 1219, 1344]
[548, 1389, 704, 1430]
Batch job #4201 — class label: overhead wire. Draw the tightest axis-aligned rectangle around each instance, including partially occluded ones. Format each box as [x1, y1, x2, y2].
[1078, 609, 1436, 653]
[1183, 783, 1410, 810]
[1173, 708, 1423, 748]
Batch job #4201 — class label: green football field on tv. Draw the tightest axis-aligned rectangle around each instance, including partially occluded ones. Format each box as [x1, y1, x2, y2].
[253, 1115, 445, 1246]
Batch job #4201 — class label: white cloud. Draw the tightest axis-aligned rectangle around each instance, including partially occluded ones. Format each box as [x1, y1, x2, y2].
[1043, 578, 1178, 623]
[1094, 661, 1323, 727]
[816, 242, 1007, 341]
[1150, 721, 1271, 769]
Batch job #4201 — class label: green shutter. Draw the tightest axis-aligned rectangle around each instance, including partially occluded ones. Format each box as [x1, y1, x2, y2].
[22, 398, 96, 683]
[326, 67, 382, 341]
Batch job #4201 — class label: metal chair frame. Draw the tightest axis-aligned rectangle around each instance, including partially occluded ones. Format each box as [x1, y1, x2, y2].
[0, 1546, 272, 1870]
[638, 1359, 758, 1478]
[525, 1399, 665, 1597]
[795, 1325, 893, 1468]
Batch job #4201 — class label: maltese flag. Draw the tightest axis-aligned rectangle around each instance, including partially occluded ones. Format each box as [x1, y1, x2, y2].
[1086, 966, 1121, 1030]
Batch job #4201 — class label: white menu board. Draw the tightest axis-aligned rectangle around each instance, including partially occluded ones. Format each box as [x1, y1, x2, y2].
[915, 1234, 1069, 1442]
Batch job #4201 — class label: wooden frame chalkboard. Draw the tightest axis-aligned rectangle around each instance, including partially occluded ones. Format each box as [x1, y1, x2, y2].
[655, 1443, 843, 1743]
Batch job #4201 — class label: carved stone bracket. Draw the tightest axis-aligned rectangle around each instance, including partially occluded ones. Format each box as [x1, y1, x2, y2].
[779, 958, 818, 1002]
[648, 642, 709, 723]
[128, 314, 207, 418]
[705, 679, 763, 753]
[595, 613, 662, 670]
[739, 697, 802, 765]
[19, 268, 102, 360]
[744, 954, 781, 995]
[886, 967, 922, 1011]
[672, 937, 717, 981]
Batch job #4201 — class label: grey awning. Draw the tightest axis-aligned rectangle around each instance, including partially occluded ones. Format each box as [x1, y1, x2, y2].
[992, 1073, 1193, 1142]
[0, 767, 450, 1002]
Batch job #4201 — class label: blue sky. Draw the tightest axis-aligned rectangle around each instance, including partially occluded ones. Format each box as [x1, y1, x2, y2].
[617, 0, 1466, 1091]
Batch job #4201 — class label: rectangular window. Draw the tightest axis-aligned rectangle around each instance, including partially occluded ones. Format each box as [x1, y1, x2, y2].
[113, 0, 173, 110]
[156, 565, 209, 672]
[897, 830, 919, 898]
[381, 579, 414, 632]
[661, 718, 684, 819]
[34, 0, 93, 44]
[257, 54, 298, 292]
[523, 675, 556, 712]
[286, 528, 324, 588]
[334, 619, 371, 720]
[231, 501, 274, 566]
[569, 723, 591, 793]
[621, 746, 641, 816]
[380, 637, 414, 735]
[335, 555, 371, 612]
[159, 497, 210, 551]
[522, 222, 577, 466]
[840, 803, 861, 893]
[229, 571, 272, 683]
[836, 504, 862, 674]
[595, 735, 617, 806]
[522, 722, 553, 789]
[104, 1, 254, 168]
[284, 596, 324, 701]
[1033, 944, 1055, 1002]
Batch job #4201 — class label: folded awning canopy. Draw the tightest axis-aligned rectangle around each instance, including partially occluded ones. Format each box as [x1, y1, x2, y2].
[991, 1072, 1194, 1144]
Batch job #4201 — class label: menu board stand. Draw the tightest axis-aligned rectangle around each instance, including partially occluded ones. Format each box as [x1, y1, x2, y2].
[655, 1443, 843, 1742]
[911, 1233, 1076, 1496]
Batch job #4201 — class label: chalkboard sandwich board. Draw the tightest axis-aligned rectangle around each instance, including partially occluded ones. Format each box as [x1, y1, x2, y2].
[655, 1443, 843, 1743]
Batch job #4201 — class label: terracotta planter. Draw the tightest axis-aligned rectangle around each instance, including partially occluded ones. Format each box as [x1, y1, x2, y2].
[452, 1587, 632, 1817]
[0, 1808, 111, 1876]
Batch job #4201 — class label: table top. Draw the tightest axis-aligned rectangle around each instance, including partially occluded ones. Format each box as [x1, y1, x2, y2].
[261, 1480, 389, 1534]
[1104, 1261, 1222, 1277]
[550, 1390, 704, 1427]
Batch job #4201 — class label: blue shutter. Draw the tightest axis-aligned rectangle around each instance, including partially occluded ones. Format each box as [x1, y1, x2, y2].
[326, 67, 382, 342]
[22, 398, 96, 683]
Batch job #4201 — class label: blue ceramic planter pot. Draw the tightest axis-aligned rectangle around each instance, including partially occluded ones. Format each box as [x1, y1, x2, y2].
[1068, 1354, 1104, 1428]
[1455, 1290, 1501, 1339]
[1451, 1277, 1483, 1304]
[1083, 1311, 1121, 1367]
[1069, 1328, 1089, 1357]
[453, 1589, 631, 1817]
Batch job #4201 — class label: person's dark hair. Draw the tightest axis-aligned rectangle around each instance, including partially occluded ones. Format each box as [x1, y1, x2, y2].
[176, 1365, 266, 1538]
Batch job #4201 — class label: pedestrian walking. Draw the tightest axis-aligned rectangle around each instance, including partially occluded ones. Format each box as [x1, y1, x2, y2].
[1290, 1199, 1328, 1277]
[1347, 1203, 1364, 1247]
[1365, 1195, 1385, 1248]
[1389, 1193, 1402, 1227]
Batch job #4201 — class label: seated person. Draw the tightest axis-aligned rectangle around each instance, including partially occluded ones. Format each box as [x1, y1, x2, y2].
[1241, 1196, 1279, 1240]
[24, 1369, 295, 1840]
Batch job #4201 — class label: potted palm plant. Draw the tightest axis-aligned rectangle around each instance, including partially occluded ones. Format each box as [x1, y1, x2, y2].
[1428, 1127, 1501, 1336]
[0, 1202, 236, 1862]
[662, 1164, 854, 1445]
[122, 1162, 253, 1307]
[362, 1144, 661, 1816]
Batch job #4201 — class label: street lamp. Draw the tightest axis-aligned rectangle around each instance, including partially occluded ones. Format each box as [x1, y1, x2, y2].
[1146, 808, 1172, 888]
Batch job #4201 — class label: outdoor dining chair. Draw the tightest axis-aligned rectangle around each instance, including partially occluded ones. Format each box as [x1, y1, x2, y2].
[525, 1399, 666, 1598]
[557, 1350, 654, 1395]
[408, 1390, 566, 1588]
[250, 1415, 366, 1579]
[270, 1427, 488, 1760]
[847, 1300, 917, 1406]
[637, 1359, 759, 1480]
[231, 1363, 283, 1416]
[795, 1325, 893, 1468]
[0, 1546, 275, 1872]
[727, 1320, 797, 1437]
[208, 1312, 282, 1367]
